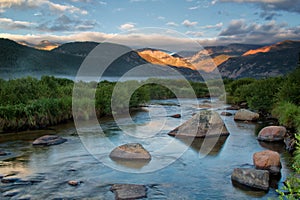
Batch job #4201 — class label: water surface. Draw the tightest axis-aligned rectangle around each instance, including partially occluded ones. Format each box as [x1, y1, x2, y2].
[0, 98, 292, 199]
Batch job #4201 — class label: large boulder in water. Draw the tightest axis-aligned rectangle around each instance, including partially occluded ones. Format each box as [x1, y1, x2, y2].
[234, 109, 259, 121]
[110, 184, 147, 200]
[168, 110, 229, 138]
[257, 126, 286, 142]
[109, 143, 151, 160]
[253, 150, 281, 175]
[32, 135, 67, 146]
[231, 168, 269, 191]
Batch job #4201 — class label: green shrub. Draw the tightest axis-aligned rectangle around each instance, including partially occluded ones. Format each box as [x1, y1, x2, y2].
[272, 101, 300, 129]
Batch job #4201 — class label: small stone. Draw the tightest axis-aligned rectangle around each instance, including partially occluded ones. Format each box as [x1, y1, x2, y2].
[1, 177, 20, 183]
[0, 150, 8, 156]
[68, 180, 79, 186]
[169, 114, 181, 118]
[110, 184, 147, 200]
[220, 111, 233, 116]
[33, 135, 67, 146]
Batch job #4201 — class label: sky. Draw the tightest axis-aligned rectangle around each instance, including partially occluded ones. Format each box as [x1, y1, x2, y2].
[0, 0, 300, 50]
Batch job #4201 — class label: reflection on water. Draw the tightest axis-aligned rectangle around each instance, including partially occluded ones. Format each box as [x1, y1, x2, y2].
[0, 99, 293, 199]
[110, 158, 150, 169]
[178, 136, 228, 156]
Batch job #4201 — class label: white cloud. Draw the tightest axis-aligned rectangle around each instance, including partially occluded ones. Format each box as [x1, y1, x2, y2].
[182, 19, 198, 27]
[0, 17, 36, 30]
[185, 31, 204, 37]
[119, 23, 136, 31]
[202, 22, 223, 29]
[218, 0, 300, 13]
[189, 6, 200, 10]
[0, 0, 87, 15]
[166, 22, 178, 27]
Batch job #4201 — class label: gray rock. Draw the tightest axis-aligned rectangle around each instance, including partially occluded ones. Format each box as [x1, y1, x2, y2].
[234, 109, 259, 121]
[110, 184, 147, 200]
[168, 110, 229, 138]
[110, 143, 151, 160]
[231, 168, 269, 191]
[32, 135, 67, 146]
[257, 126, 286, 142]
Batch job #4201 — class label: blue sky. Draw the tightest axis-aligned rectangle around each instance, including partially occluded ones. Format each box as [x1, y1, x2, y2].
[0, 0, 300, 49]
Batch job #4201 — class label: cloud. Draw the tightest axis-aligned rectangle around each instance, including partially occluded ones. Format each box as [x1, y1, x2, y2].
[218, 0, 300, 13]
[0, 15, 96, 32]
[119, 23, 136, 31]
[182, 19, 198, 27]
[0, 17, 36, 30]
[218, 19, 300, 44]
[259, 11, 281, 20]
[185, 31, 204, 37]
[0, 0, 87, 15]
[37, 15, 97, 32]
[201, 22, 223, 29]
[189, 6, 200, 10]
[166, 22, 178, 27]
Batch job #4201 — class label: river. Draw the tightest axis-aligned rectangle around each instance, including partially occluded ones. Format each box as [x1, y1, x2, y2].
[0, 98, 292, 199]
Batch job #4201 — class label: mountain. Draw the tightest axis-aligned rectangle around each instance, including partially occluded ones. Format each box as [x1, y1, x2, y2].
[17, 40, 60, 51]
[218, 40, 300, 79]
[0, 39, 203, 80]
[51, 41, 99, 57]
[0, 38, 84, 79]
[1, 38, 299, 80]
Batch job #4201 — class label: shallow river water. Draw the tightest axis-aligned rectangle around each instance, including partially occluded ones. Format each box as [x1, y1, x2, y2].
[0, 98, 292, 199]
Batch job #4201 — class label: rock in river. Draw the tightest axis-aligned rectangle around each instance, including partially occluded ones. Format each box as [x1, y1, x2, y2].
[110, 184, 147, 200]
[109, 143, 151, 160]
[169, 114, 181, 118]
[253, 150, 281, 175]
[0, 150, 8, 156]
[32, 135, 67, 146]
[231, 168, 269, 191]
[220, 111, 232, 116]
[168, 110, 229, 138]
[234, 109, 259, 121]
[257, 126, 286, 142]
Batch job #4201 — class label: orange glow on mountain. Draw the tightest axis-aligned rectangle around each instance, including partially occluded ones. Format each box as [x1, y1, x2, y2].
[138, 50, 197, 70]
[243, 46, 272, 56]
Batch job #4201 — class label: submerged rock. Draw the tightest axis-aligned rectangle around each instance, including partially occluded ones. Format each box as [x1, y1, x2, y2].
[1, 177, 21, 183]
[257, 126, 286, 142]
[68, 180, 80, 186]
[110, 184, 147, 200]
[109, 143, 151, 160]
[231, 168, 269, 191]
[220, 111, 233, 116]
[32, 135, 67, 146]
[253, 150, 281, 175]
[168, 110, 229, 138]
[0, 150, 8, 156]
[169, 114, 181, 118]
[234, 109, 259, 121]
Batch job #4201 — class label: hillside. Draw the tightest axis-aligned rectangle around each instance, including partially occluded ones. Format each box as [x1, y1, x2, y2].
[218, 40, 300, 79]
[0, 39, 203, 80]
[1, 38, 300, 80]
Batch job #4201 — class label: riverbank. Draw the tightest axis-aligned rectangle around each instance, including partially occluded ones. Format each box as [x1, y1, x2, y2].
[0, 76, 210, 132]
